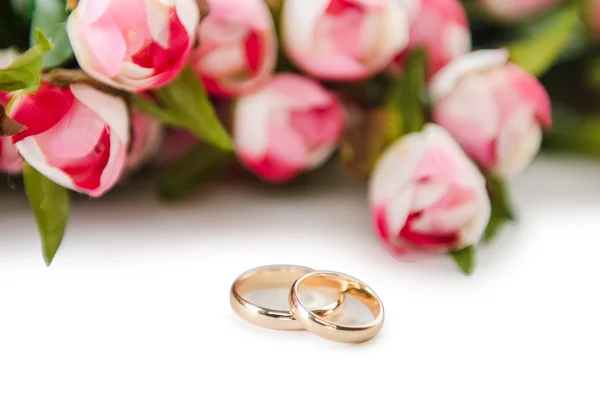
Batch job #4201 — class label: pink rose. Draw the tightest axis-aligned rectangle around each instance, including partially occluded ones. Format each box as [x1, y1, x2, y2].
[430, 50, 552, 178]
[191, 0, 277, 97]
[394, 0, 471, 76]
[282, 0, 410, 81]
[67, 0, 199, 92]
[369, 124, 490, 254]
[10, 84, 129, 197]
[478, 0, 565, 20]
[126, 110, 163, 170]
[0, 48, 23, 174]
[234, 74, 345, 182]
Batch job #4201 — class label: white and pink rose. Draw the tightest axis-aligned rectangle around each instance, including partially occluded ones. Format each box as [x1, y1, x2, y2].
[394, 0, 471, 76]
[282, 0, 410, 81]
[234, 74, 345, 182]
[369, 124, 490, 254]
[430, 49, 552, 178]
[67, 0, 199, 92]
[10, 84, 129, 197]
[192, 0, 277, 97]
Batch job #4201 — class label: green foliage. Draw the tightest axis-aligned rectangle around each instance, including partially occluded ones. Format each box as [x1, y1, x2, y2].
[508, 4, 581, 77]
[132, 67, 233, 151]
[484, 175, 516, 242]
[386, 49, 427, 137]
[30, 0, 74, 69]
[450, 246, 476, 275]
[340, 108, 402, 178]
[10, 0, 35, 19]
[159, 143, 231, 201]
[0, 29, 53, 92]
[543, 111, 600, 156]
[340, 51, 427, 178]
[23, 165, 70, 266]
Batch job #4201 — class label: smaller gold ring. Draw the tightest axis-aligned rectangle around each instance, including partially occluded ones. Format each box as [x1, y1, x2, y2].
[289, 271, 384, 343]
[230, 265, 343, 330]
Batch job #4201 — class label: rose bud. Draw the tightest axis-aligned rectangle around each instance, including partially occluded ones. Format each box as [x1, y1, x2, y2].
[430, 49, 552, 178]
[67, 0, 200, 92]
[369, 124, 491, 255]
[0, 48, 24, 174]
[191, 0, 277, 97]
[281, 0, 410, 81]
[126, 110, 163, 170]
[234, 74, 345, 183]
[477, 0, 565, 21]
[393, 0, 471, 76]
[10, 83, 129, 197]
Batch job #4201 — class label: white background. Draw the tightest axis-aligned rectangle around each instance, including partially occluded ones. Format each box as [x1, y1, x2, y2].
[1, 156, 599, 397]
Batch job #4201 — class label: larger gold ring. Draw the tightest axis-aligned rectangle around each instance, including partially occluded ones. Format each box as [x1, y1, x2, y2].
[230, 265, 343, 330]
[289, 271, 385, 343]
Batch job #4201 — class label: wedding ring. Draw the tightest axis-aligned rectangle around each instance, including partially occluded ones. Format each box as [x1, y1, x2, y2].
[289, 271, 384, 343]
[230, 265, 344, 330]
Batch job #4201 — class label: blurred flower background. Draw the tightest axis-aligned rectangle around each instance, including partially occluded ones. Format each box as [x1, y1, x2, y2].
[0, 0, 596, 273]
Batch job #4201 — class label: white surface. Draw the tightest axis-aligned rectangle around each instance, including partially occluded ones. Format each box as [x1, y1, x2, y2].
[1, 156, 599, 397]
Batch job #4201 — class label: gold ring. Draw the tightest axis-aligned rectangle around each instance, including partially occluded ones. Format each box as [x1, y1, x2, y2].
[230, 265, 343, 330]
[289, 271, 385, 343]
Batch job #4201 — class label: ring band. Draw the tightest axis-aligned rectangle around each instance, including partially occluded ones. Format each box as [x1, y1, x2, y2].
[289, 271, 385, 343]
[230, 265, 344, 330]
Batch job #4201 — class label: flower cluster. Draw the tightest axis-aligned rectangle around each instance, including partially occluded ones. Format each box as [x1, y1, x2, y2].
[2, 0, 583, 273]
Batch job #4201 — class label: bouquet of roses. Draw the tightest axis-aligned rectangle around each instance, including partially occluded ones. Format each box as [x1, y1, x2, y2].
[0, 0, 594, 273]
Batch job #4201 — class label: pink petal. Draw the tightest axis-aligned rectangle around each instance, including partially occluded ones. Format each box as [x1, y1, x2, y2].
[34, 100, 106, 165]
[245, 30, 263, 73]
[299, 53, 369, 81]
[78, 0, 111, 24]
[266, 122, 309, 170]
[400, 212, 460, 250]
[79, 11, 127, 77]
[131, 10, 191, 87]
[10, 85, 75, 143]
[94, 133, 127, 197]
[269, 74, 337, 108]
[289, 103, 344, 149]
[60, 126, 112, 191]
[506, 63, 552, 128]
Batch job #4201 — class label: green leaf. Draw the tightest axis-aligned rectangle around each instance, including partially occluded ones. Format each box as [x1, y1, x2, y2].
[385, 49, 427, 137]
[0, 29, 53, 92]
[400, 50, 427, 134]
[484, 175, 516, 241]
[131, 95, 181, 126]
[450, 246, 476, 275]
[542, 109, 600, 156]
[340, 108, 402, 178]
[30, 0, 74, 69]
[133, 67, 233, 151]
[23, 164, 70, 266]
[508, 4, 581, 77]
[10, 0, 35, 19]
[159, 143, 231, 201]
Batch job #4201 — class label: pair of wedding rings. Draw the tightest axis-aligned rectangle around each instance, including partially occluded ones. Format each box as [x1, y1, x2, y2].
[230, 265, 385, 343]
